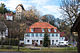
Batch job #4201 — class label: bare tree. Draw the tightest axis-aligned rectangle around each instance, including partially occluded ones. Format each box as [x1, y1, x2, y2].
[0, 21, 6, 47]
[60, 0, 80, 45]
[60, 0, 79, 26]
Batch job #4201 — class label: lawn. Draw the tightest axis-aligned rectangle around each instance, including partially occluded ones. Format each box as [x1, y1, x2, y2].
[0, 45, 77, 52]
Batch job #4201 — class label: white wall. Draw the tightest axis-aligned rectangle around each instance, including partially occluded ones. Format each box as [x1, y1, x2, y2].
[24, 33, 61, 46]
[6, 16, 13, 20]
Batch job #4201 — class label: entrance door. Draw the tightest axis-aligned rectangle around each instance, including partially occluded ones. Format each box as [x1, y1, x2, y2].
[40, 40, 42, 45]
[32, 40, 35, 45]
[52, 40, 54, 45]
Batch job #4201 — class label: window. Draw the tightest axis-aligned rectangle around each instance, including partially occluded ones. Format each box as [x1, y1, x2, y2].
[56, 40, 58, 42]
[52, 34, 54, 37]
[48, 33, 50, 37]
[40, 33, 42, 37]
[54, 29, 57, 32]
[42, 29, 44, 32]
[52, 40, 54, 42]
[36, 33, 38, 37]
[32, 33, 34, 37]
[31, 28, 34, 32]
[36, 40, 38, 42]
[27, 40, 29, 42]
[56, 34, 58, 37]
[48, 29, 51, 32]
[26, 33, 30, 37]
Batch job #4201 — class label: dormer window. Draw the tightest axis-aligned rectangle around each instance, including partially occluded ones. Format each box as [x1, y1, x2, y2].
[54, 29, 57, 32]
[31, 28, 34, 32]
[42, 29, 44, 32]
[48, 29, 51, 32]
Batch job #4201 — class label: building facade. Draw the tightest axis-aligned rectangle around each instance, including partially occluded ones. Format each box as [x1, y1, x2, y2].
[5, 13, 13, 21]
[15, 4, 25, 20]
[24, 22, 65, 46]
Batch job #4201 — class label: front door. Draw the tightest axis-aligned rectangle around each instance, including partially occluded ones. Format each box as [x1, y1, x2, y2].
[52, 40, 54, 45]
[32, 40, 35, 45]
[40, 40, 42, 45]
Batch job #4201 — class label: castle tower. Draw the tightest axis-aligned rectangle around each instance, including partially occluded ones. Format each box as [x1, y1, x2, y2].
[15, 4, 25, 20]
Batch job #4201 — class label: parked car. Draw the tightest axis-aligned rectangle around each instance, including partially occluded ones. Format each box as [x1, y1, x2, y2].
[58, 41, 69, 47]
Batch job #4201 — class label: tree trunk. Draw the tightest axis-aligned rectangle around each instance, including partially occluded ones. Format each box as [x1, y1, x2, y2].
[77, 31, 80, 53]
[18, 35, 20, 51]
[1, 32, 3, 47]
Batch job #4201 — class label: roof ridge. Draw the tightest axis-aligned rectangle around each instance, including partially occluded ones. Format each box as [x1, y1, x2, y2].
[29, 22, 57, 29]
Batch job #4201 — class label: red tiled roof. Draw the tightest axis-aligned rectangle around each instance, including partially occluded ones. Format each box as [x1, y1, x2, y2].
[26, 22, 60, 33]
[29, 22, 57, 29]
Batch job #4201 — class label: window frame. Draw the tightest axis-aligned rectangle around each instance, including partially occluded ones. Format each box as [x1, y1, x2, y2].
[48, 29, 51, 32]
[54, 29, 57, 32]
[31, 28, 34, 32]
[42, 29, 44, 32]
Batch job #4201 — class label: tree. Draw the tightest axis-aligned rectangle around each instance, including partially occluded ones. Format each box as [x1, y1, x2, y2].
[0, 3, 8, 14]
[41, 14, 62, 28]
[59, 20, 71, 41]
[0, 21, 7, 47]
[60, 0, 79, 26]
[23, 6, 39, 26]
[43, 31, 50, 47]
[60, 0, 79, 41]
[41, 14, 55, 22]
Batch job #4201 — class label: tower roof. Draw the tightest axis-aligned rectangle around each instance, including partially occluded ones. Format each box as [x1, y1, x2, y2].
[16, 4, 25, 10]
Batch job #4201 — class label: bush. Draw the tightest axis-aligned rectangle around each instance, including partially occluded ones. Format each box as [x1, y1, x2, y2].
[0, 38, 19, 46]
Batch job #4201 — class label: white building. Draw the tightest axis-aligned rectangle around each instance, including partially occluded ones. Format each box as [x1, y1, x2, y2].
[24, 22, 65, 46]
[5, 13, 13, 21]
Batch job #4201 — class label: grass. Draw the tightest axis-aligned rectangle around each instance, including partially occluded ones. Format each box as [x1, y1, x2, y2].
[0, 45, 77, 52]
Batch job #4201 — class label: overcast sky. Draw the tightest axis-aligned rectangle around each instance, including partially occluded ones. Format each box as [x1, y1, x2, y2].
[0, 0, 62, 18]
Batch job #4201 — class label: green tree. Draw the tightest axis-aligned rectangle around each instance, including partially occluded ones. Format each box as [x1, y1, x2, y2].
[43, 31, 50, 47]
[0, 3, 8, 14]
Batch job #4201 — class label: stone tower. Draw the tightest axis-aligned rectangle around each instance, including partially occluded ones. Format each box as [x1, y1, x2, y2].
[15, 4, 25, 20]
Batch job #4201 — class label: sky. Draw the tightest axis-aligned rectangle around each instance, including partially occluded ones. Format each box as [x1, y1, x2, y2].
[0, 0, 62, 18]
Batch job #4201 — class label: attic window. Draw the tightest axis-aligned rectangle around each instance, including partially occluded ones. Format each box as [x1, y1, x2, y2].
[54, 29, 57, 32]
[42, 29, 44, 32]
[31, 28, 34, 32]
[48, 29, 51, 32]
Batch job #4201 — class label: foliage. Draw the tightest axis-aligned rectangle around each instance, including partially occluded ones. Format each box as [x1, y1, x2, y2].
[60, 0, 79, 41]
[60, 0, 79, 26]
[41, 14, 62, 28]
[0, 38, 19, 46]
[43, 31, 50, 47]
[0, 21, 7, 47]
[23, 7, 39, 25]
[0, 3, 8, 14]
